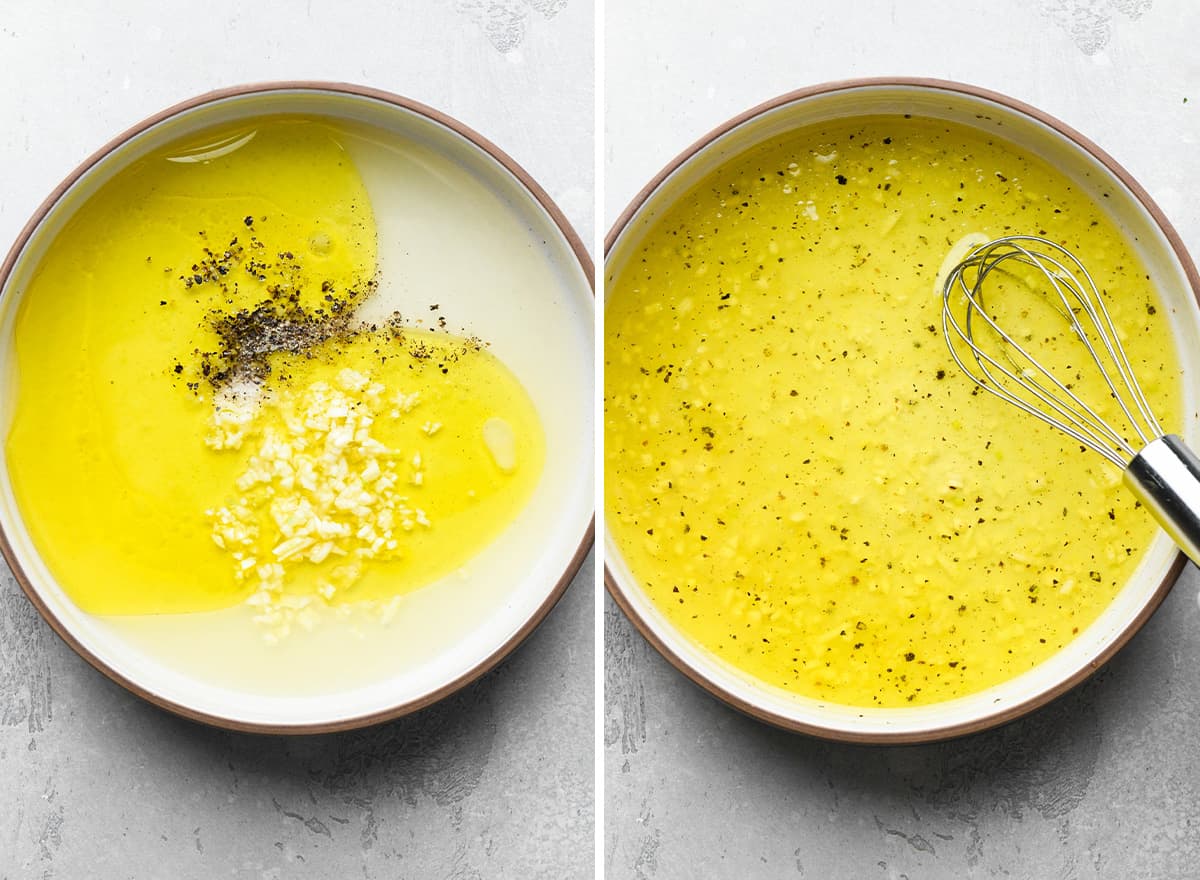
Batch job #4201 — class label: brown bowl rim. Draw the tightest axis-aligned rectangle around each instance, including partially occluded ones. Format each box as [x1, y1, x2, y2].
[602, 75, 1197, 744]
[0, 80, 596, 735]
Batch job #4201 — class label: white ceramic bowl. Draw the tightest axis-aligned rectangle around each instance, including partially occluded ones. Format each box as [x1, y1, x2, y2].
[0, 83, 594, 732]
[604, 78, 1200, 743]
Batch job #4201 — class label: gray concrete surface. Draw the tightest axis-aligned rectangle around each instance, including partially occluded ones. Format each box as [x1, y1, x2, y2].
[605, 572, 1200, 879]
[605, 1, 1200, 878]
[0, 2, 595, 878]
[2, 555, 592, 879]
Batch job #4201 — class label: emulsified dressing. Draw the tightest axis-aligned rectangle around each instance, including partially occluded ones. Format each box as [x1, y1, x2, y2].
[605, 116, 1182, 707]
[7, 117, 544, 625]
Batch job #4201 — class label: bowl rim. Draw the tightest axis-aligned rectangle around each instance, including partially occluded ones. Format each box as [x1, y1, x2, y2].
[603, 75, 1198, 744]
[0, 80, 596, 735]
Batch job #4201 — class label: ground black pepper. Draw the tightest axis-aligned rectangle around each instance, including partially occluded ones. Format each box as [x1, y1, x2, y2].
[176, 220, 486, 393]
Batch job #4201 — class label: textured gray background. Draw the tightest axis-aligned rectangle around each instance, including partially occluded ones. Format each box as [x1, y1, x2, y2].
[0, 1, 595, 878]
[605, 1, 1200, 878]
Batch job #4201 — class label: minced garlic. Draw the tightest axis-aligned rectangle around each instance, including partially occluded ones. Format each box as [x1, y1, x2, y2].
[206, 368, 429, 643]
[197, 324, 543, 642]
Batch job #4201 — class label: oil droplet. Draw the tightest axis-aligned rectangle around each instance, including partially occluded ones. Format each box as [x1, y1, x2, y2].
[483, 417, 517, 473]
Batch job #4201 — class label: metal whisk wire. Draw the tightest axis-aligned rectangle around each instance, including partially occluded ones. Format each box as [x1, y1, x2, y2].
[940, 233, 1200, 567]
[941, 235, 1164, 469]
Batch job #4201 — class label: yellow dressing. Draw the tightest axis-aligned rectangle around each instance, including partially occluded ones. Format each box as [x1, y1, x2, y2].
[7, 116, 544, 618]
[605, 116, 1182, 707]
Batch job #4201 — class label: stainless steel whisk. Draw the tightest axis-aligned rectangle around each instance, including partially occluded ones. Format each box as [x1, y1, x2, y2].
[940, 234, 1200, 565]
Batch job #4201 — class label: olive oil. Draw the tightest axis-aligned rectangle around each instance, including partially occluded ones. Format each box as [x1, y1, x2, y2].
[7, 117, 544, 619]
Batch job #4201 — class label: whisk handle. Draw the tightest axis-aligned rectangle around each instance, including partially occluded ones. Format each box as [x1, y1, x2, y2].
[1124, 435, 1200, 567]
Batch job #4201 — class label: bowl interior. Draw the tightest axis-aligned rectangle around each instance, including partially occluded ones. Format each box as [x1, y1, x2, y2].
[0, 87, 594, 730]
[604, 81, 1200, 741]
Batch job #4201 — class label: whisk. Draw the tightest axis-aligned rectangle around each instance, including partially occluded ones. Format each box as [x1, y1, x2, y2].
[940, 234, 1200, 566]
